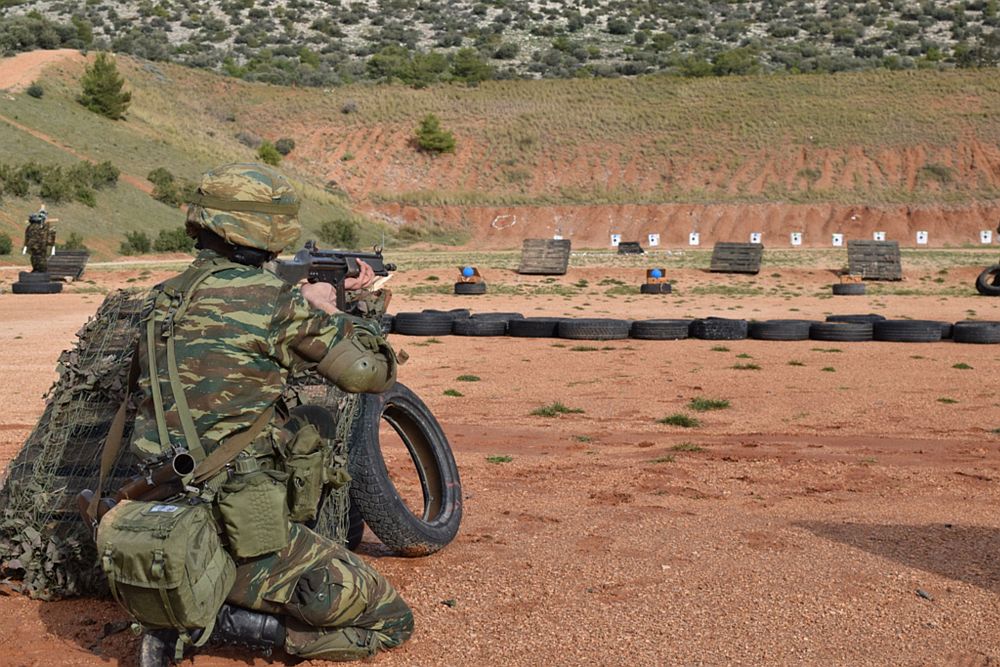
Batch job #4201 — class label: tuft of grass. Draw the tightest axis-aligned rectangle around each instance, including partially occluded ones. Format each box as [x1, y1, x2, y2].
[670, 442, 705, 452]
[937, 397, 958, 404]
[859, 457, 878, 465]
[732, 363, 761, 370]
[952, 363, 973, 370]
[735, 353, 753, 359]
[688, 397, 730, 412]
[457, 374, 481, 382]
[573, 435, 592, 442]
[650, 455, 676, 464]
[657, 413, 701, 427]
[569, 345, 599, 352]
[787, 360, 805, 366]
[531, 402, 585, 417]
[811, 347, 842, 353]
[710, 345, 730, 352]
[821, 366, 836, 372]
[443, 389, 464, 397]
[486, 455, 513, 464]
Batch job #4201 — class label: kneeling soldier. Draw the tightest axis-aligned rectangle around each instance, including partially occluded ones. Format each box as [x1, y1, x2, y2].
[95, 163, 412, 664]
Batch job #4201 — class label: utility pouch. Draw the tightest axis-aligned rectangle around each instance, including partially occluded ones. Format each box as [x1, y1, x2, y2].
[96, 499, 234, 636]
[217, 468, 290, 559]
[282, 423, 327, 523]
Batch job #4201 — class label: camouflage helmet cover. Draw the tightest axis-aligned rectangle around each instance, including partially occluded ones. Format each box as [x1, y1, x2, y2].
[187, 162, 301, 252]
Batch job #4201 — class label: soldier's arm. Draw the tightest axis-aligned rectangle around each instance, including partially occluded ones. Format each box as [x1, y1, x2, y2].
[268, 284, 396, 393]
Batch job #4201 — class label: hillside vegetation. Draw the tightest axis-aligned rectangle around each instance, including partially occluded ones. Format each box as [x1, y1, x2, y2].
[0, 52, 998, 257]
[1, 0, 999, 87]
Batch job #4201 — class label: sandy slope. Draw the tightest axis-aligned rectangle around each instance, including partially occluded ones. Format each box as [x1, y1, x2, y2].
[0, 49, 85, 92]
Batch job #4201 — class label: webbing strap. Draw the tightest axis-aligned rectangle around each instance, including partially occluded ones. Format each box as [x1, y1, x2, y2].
[189, 193, 299, 216]
[88, 354, 140, 522]
[145, 304, 172, 450]
[192, 406, 274, 484]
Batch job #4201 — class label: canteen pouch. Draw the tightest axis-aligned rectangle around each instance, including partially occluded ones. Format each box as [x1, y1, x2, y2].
[217, 469, 291, 558]
[96, 499, 234, 634]
[281, 423, 327, 523]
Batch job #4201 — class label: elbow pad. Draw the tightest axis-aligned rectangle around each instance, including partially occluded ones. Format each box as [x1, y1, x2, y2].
[317, 326, 397, 393]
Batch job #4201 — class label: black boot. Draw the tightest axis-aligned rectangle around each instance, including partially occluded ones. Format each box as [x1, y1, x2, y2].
[138, 629, 178, 667]
[209, 604, 286, 655]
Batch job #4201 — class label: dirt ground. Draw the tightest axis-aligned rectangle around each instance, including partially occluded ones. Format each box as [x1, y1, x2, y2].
[1, 257, 1000, 666]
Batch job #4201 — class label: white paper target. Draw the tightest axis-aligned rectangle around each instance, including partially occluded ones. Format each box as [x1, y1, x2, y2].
[749, 232, 762, 244]
[610, 234, 621, 247]
[980, 230, 993, 244]
[688, 232, 700, 246]
[873, 231, 886, 241]
[790, 232, 803, 246]
[832, 233, 844, 247]
[916, 230, 928, 245]
[648, 233, 660, 247]
[552, 234, 563, 240]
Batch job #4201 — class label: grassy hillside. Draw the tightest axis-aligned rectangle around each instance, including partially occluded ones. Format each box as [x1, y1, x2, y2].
[1, 52, 999, 259]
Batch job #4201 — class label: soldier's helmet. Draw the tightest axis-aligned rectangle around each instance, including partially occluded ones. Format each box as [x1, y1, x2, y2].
[28, 213, 45, 224]
[186, 163, 301, 253]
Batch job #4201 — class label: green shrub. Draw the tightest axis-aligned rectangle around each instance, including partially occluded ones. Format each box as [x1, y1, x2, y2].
[78, 52, 132, 120]
[319, 217, 360, 248]
[59, 232, 88, 251]
[26, 83, 43, 98]
[415, 114, 456, 154]
[657, 413, 701, 427]
[120, 230, 152, 255]
[153, 227, 195, 253]
[0, 232, 11, 255]
[257, 141, 281, 166]
[274, 138, 296, 155]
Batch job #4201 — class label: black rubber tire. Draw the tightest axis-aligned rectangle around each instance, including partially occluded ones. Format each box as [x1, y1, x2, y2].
[452, 315, 508, 336]
[348, 382, 462, 556]
[974, 265, 1000, 296]
[380, 314, 394, 335]
[748, 319, 815, 341]
[872, 320, 943, 342]
[832, 283, 866, 295]
[809, 322, 873, 341]
[639, 283, 672, 294]
[826, 313, 886, 324]
[475, 311, 525, 322]
[422, 308, 471, 320]
[558, 318, 630, 340]
[392, 312, 454, 336]
[507, 317, 564, 337]
[938, 321, 953, 340]
[345, 500, 365, 551]
[689, 317, 748, 340]
[12, 281, 62, 294]
[630, 319, 691, 340]
[18, 271, 51, 283]
[953, 321, 1000, 344]
[454, 282, 487, 295]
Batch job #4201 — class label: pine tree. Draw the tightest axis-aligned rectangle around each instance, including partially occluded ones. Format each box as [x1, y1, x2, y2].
[415, 114, 456, 154]
[78, 52, 132, 120]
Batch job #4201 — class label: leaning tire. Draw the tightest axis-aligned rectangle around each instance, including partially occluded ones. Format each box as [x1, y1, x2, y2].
[872, 320, 942, 343]
[630, 319, 690, 340]
[749, 319, 814, 341]
[454, 282, 487, 295]
[508, 317, 564, 337]
[452, 315, 508, 336]
[558, 318, 630, 340]
[809, 322, 873, 342]
[953, 321, 1000, 344]
[832, 283, 866, 295]
[975, 265, 1000, 296]
[12, 281, 62, 294]
[392, 312, 454, 336]
[690, 317, 748, 340]
[348, 382, 462, 556]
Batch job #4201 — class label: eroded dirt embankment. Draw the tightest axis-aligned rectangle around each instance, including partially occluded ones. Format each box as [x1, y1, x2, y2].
[371, 200, 1000, 249]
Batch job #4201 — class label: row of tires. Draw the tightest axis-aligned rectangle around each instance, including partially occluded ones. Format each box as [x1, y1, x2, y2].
[381, 310, 1000, 344]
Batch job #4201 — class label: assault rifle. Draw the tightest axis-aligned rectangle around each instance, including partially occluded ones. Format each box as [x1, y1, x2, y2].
[274, 240, 396, 311]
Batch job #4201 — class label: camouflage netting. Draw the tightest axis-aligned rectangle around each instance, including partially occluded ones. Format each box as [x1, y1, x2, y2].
[0, 290, 357, 600]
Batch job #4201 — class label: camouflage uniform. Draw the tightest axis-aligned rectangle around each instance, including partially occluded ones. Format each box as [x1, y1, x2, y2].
[129, 164, 411, 661]
[23, 215, 55, 272]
